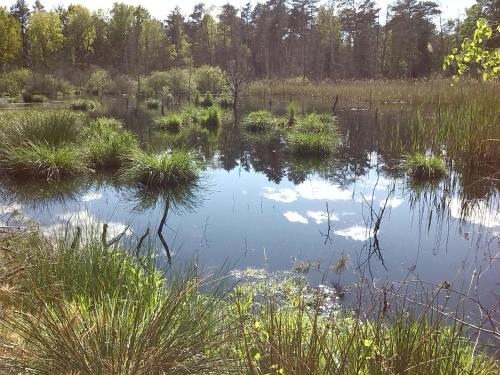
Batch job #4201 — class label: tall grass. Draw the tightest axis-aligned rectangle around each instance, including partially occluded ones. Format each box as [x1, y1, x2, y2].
[242, 111, 279, 132]
[0, 229, 498, 374]
[86, 118, 139, 169]
[120, 150, 200, 188]
[287, 113, 339, 156]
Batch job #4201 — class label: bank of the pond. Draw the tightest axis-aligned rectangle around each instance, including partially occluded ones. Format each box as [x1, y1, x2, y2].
[0, 228, 498, 374]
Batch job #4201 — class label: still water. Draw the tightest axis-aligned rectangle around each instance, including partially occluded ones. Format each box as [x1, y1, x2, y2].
[1, 97, 498, 317]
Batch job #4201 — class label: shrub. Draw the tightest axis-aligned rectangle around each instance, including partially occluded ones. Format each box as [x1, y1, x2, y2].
[26, 74, 74, 97]
[113, 74, 137, 97]
[194, 65, 227, 95]
[242, 110, 278, 132]
[145, 98, 160, 109]
[120, 150, 200, 188]
[86, 118, 138, 169]
[404, 153, 448, 180]
[0, 142, 87, 180]
[22, 92, 47, 103]
[147, 69, 190, 99]
[70, 99, 98, 111]
[0, 68, 32, 95]
[87, 69, 112, 97]
[155, 114, 182, 132]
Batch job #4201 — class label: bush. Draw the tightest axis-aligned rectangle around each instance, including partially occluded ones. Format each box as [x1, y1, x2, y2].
[404, 153, 448, 181]
[70, 99, 98, 111]
[242, 110, 278, 132]
[155, 114, 182, 132]
[22, 92, 47, 103]
[0, 68, 32, 95]
[86, 69, 112, 97]
[26, 74, 74, 97]
[86, 118, 138, 169]
[120, 150, 200, 188]
[194, 65, 227, 95]
[147, 69, 190, 99]
[113, 74, 137, 97]
[200, 92, 214, 107]
[0, 142, 87, 180]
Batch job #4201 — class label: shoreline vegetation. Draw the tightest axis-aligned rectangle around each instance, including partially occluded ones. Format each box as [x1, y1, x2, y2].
[0, 227, 498, 374]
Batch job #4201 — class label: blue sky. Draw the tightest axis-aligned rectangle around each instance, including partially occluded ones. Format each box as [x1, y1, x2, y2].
[1, 0, 475, 20]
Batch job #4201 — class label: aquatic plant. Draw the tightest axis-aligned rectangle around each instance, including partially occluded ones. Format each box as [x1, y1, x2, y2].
[1, 142, 87, 180]
[201, 92, 214, 107]
[288, 102, 297, 125]
[0, 110, 82, 147]
[202, 106, 221, 128]
[86, 118, 139, 169]
[242, 110, 278, 132]
[287, 113, 338, 156]
[70, 99, 98, 111]
[404, 153, 448, 181]
[120, 150, 200, 188]
[155, 114, 182, 132]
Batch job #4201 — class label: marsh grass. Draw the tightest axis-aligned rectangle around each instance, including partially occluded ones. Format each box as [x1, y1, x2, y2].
[70, 99, 99, 111]
[0, 230, 232, 375]
[86, 118, 139, 169]
[242, 111, 279, 132]
[201, 92, 215, 107]
[22, 92, 47, 103]
[0, 229, 498, 374]
[1, 142, 88, 180]
[287, 113, 339, 156]
[155, 114, 182, 132]
[120, 150, 200, 188]
[404, 153, 448, 181]
[202, 106, 221, 128]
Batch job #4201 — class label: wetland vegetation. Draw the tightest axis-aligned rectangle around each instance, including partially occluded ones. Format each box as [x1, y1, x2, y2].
[0, 0, 499, 373]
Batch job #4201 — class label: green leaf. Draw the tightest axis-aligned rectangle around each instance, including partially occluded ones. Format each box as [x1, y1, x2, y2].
[363, 338, 373, 347]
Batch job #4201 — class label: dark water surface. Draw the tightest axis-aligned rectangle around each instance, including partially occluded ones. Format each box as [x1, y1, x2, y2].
[1, 97, 498, 318]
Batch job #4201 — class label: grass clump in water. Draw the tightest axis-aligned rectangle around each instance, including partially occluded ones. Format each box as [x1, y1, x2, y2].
[202, 106, 221, 128]
[200, 92, 214, 107]
[288, 113, 338, 156]
[70, 99, 98, 111]
[22, 92, 47, 103]
[404, 153, 448, 181]
[121, 150, 200, 188]
[155, 114, 182, 132]
[86, 118, 139, 169]
[242, 110, 278, 132]
[1, 142, 87, 180]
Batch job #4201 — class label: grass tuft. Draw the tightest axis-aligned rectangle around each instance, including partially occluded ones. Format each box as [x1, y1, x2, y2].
[120, 150, 200, 188]
[242, 110, 278, 132]
[288, 113, 338, 156]
[155, 114, 182, 132]
[202, 106, 221, 128]
[70, 99, 98, 111]
[404, 153, 448, 181]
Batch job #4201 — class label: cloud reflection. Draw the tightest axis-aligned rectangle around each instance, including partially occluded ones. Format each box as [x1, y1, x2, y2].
[334, 225, 373, 241]
[262, 179, 352, 203]
[283, 211, 309, 224]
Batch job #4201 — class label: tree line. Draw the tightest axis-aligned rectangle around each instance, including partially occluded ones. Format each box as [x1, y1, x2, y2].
[0, 0, 499, 80]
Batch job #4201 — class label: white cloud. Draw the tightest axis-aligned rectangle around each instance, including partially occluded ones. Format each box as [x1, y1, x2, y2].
[0, 203, 22, 214]
[334, 225, 373, 241]
[81, 191, 102, 202]
[449, 198, 500, 228]
[283, 211, 309, 224]
[261, 187, 298, 203]
[381, 198, 403, 208]
[306, 210, 339, 224]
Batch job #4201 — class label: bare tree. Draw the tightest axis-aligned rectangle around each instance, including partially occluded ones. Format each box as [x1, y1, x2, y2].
[225, 59, 250, 123]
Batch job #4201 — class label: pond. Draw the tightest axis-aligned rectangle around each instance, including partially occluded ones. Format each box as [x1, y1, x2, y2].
[1, 96, 498, 320]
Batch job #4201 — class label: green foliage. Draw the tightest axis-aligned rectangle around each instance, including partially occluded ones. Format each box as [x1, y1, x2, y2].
[287, 113, 338, 156]
[202, 106, 221, 128]
[120, 150, 200, 188]
[194, 65, 227, 95]
[242, 111, 279, 132]
[26, 74, 74, 97]
[155, 114, 182, 132]
[0, 142, 87, 180]
[112, 74, 137, 96]
[288, 102, 297, 125]
[0, 8, 21, 66]
[28, 10, 64, 67]
[147, 69, 191, 98]
[1, 231, 229, 374]
[201, 92, 214, 107]
[87, 69, 112, 96]
[404, 153, 448, 181]
[86, 118, 138, 169]
[22, 92, 47, 103]
[0, 69, 32, 96]
[70, 99, 98, 111]
[444, 18, 500, 81]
